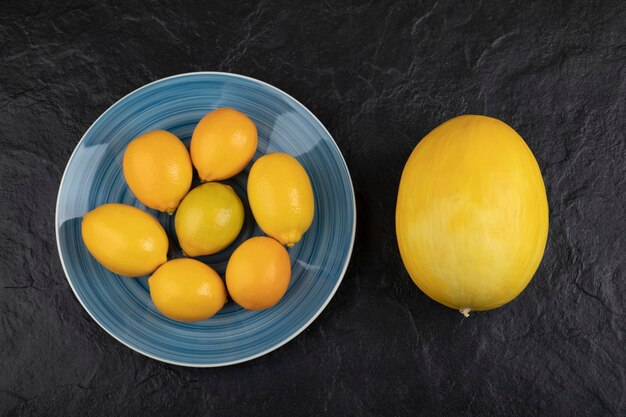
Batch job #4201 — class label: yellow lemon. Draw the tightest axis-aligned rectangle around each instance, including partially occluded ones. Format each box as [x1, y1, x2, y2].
[226, 236, 291, 310]
[123, 130, 192, 213]
[81, 203, 168, 277]
[190, 108, 258, 181]
[247, 153, 314, 247]
[396, 115, 549, 315]
[148, 258, 227, 321]
[175, 182, 244, 257]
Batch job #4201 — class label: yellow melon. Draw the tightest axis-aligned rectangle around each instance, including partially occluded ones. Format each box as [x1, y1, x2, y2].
[396, 115, 548, 315]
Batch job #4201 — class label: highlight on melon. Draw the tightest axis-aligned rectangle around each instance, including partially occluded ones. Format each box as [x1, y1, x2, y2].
[395, 115, 549, 316]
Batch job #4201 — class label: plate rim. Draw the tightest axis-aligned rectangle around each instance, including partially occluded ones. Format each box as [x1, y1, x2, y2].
[55, 71, 357, 367]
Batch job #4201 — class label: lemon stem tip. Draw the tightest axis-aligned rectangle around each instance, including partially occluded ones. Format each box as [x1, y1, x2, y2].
[460, 307, 471, 318]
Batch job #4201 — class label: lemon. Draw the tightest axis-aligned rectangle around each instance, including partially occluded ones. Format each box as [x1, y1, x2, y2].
[396, 115, 549, 314]
[123, 130, 192, 213]
[148, 258, 227, 321]
[226, 236, 291, 310]
[81, 203, 168, 277]
[175, 182, 244, 257]
[247, 153, 314, 246]
[190, 108, 258, 181]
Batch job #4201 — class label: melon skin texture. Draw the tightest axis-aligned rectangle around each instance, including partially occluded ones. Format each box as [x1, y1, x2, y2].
[395, 115, 549, 314]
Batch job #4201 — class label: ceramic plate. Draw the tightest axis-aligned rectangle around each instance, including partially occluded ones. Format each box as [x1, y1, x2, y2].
[55, 72, 355, 367]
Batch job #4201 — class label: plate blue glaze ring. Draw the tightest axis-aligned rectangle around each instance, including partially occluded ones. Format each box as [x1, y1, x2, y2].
[55, 72, 356, 367]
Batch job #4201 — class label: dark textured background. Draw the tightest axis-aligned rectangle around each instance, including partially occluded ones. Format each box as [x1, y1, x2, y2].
[1, 0, 625, 416]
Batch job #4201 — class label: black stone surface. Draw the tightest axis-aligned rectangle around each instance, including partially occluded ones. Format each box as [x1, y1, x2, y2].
[1, 1, 625, 416]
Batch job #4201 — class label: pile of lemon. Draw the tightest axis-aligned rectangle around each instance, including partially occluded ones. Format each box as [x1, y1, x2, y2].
[81, 108, 315, 321]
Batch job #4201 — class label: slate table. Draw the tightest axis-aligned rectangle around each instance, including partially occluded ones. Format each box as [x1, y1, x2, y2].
[1, 1, 625, 416]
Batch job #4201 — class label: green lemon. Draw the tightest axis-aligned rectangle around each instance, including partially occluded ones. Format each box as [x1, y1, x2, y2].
[175, 182, 244, 257]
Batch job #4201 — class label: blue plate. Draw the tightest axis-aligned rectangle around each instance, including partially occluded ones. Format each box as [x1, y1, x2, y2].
[55, 72, 355, 367]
